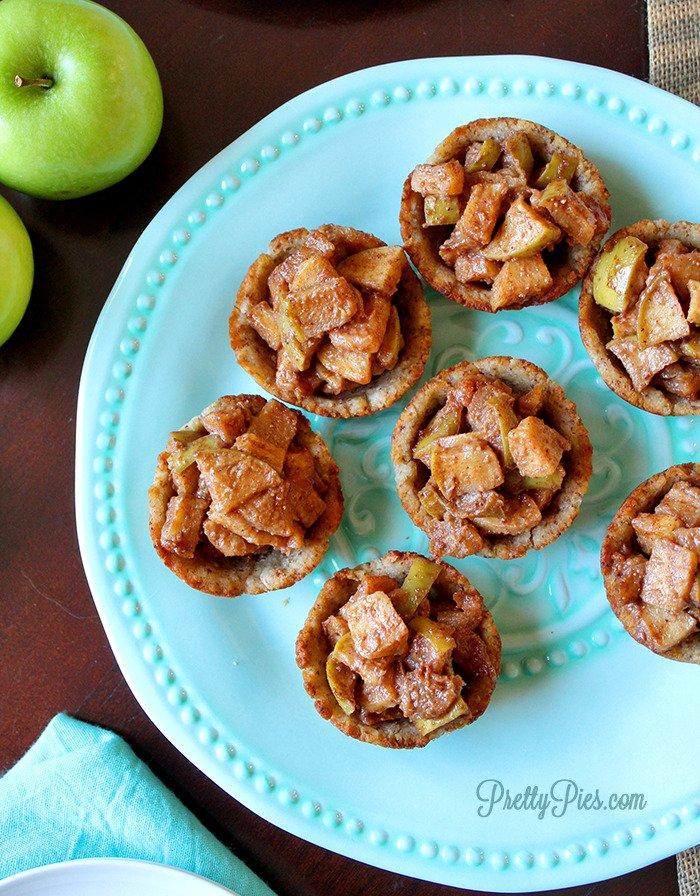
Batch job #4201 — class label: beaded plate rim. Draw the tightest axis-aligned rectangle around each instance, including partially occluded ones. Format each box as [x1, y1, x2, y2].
[76, 56, 700, 892]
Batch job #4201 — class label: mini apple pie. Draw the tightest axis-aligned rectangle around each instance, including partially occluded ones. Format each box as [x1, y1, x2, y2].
[148, 395, 343, 596]
[391, 357, 592, 560]
[601, 464, 700, 663]
[295, 551, 500, 747]
[579, 219, 700, 415]
[230, 225, 431, 418]
[400, 118, 610, 312]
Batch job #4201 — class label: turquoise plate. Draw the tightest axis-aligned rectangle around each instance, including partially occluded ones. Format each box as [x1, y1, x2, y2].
[76, 57, 700, 892]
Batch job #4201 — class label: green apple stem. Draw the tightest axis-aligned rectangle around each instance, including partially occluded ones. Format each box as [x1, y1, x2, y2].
[14, 75, 54, 89]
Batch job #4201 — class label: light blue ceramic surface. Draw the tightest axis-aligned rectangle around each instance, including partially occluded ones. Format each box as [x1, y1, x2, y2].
[75, 57, 700, 892]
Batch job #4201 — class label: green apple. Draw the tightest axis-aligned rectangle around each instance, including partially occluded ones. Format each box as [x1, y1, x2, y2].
[0, 0, 163, 200]
[0, 194, 33, 345]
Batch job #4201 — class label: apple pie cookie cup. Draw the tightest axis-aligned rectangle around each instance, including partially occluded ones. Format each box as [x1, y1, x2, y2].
[391, 357, 593, 560]
[230, 225, 431, 418]
[579, 220, 700, 415]
[601, 463, 700, 664]
[295, 551, 501, 748]
[148, 395, 343, 597]
[400, 117, 610, 312]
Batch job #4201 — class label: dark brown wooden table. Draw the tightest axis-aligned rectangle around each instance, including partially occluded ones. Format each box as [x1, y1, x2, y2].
[0, 1, 680, 894]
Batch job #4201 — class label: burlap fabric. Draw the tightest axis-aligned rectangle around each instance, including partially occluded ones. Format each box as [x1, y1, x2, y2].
[678, 847, 700, 896]
[648, 0, 700, 103]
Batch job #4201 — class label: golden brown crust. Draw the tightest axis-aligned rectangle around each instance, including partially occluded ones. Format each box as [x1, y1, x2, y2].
[391, 357, 593, 559]
[400, 117, 611, 312]
[148, 395, 343, 597]
[295, 550, 501, 748]
[601, 463, 700, 664]
[229, 225, 432, 418]
[579, 219, 700, 416]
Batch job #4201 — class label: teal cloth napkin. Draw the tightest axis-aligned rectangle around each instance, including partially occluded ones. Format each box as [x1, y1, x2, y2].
[0, 713, 276, 894]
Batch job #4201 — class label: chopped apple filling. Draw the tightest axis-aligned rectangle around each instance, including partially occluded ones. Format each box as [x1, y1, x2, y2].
[423, 195, 461, 226]
[490, 254, 553, 310]
[592, 231, 700, 402]
[657, 364, 700, 401]
[472, 494, 542, 536]
[464, 138, 501, 173]
[531, 179, 597, 246]
[246, 229, 408, 399]
[336, 246, 406, 294]
[454, 251, 502, 284]
[466, 380, 516, 455]
[675, 528, 700, 554]
[411, 130, 607, 308]
[431, 434, 505, 498]
[639, 604, 697, 652]
[373, 306, 404, 374]
[636, 275, 690, 347]
[289, 277, 361, 339]
[640, 540, 697, 613]
[316, 341, 373, 385]
[450, 489, 506, 519]
[410, 372, 573, 558]
[656, 481, 700, 526]
[483, 196, 561, 261]
[502, 133, 534, 177]
[158, 397, 328, 560]
[507, 416, 571, 479]
[516, 383, 547, 416]
[247, 302, 281, 350]
[606, 336, 679, 392]
[631, 512, 681, 554]
[688, 280, 700, 325]
[663, 251, 700, 297]
[429, 517, 485, 559]
[328, 292, 391, 353]
[535, 151, 577, 187]
[610, 479, 700, 653]
[161, 496, 209, 558]
[440, 182, 508, 256]
[609, 549, 647, 604]
[340, 589, 409, 660]
[322, 558, 492, 730]
[411, 160, 465, 197]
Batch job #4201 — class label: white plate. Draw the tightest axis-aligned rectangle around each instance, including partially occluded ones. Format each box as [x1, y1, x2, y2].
[0, 860, 235, 896]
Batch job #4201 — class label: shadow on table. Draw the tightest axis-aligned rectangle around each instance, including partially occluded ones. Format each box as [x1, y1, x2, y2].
[183, 0, 436, 25]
